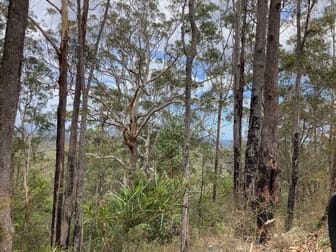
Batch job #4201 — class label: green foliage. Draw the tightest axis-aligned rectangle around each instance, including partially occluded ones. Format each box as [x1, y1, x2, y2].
[86, 177, 184, 250]
[12, 169, 52, 251]
[153, 117, 184, 177]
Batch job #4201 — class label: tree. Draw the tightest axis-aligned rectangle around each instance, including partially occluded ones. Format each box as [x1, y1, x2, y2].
[92, 0, 182, 179]
[256, 0, 281, 243]
[0, 0, 29, 251]
[50, 0, 69, 247]
[244, 0, 267, 204]
[73, 1, 109, 250]
[285, 0, 316, 231]
[60, 0, 88, 248]
[232, 0, 243, 200]
[180, 0, 197, 250]
[16, 40, 54, 250]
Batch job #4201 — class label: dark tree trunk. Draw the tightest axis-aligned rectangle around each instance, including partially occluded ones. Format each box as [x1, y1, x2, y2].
[181, 0, 197, 251]
[256, 0, 281, 243]
[244, 0, 267, 205]
[213, 93, 223, 201]
[0, 1, 28, 251]
[285, 0, 302, 231]
[60, 0, 84, 248]
[73, 0, 89, 251]
[73, 0, 109, 250]
[51, 0, 69, 247]
[286, 0, 315, 231]
[232, 0, 242, 200]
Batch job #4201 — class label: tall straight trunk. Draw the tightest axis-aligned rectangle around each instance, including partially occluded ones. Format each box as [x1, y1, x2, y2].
[73, 0, 89, 251]
[285, 0, 302, 231]
[60, 0, 84, 248]
[213, 93, 223, 201]
[244, 0, 267, 204]
[285, 0, 315, 231]
[51, 0, 69, 247]
[331, 0, 336, 194]
[73, 0, 109, 250]
[256, 0, 281, 243]
[330, 0, 336, 193]
[232, 0, 242, 199]
[180, 0, 197, 251]
[0, 1, 28, 251]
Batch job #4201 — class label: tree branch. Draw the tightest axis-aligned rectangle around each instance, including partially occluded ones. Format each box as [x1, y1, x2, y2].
[28, 16, 60, 54]
[148, 56, 179, 84]
[136, 98, 183, 138]
[46, 0, 61, 13]
[85, 152, 127, 169]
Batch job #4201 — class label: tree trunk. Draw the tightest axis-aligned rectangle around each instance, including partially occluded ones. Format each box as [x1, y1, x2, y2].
[73, 0, 89, 251]
[180, 0, 197, 251]
[285, 0, 302, 231]
[232, 0, 242, 200]
[60, 0, 84, 247]
[256, 0, 281, 243]
[73, 0, 109, 250]
[244, 0, 267, 205]
[51, 0, 69, 247]
[285, 0, 315, 231]
[0, 0, 28, 251]
[213, 93, 223, 201]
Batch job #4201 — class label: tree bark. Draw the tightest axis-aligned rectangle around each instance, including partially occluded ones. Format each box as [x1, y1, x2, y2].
[60, 0, 84, 248]
[73, 0, 109, 250]
[73, 0, 89, 251]
[181, 0, 197, 251]
[213, 93, 223, 202]
[51, 0, 69, 247]
[232, 0, 242, 200]
[285, 0, 302, 231]
[0, 0, 28, 251]
[330, 0, 336, 192]
[256, 0, 281, 243]
[244, 0, 267, 205]
[285, 0, 315, 231]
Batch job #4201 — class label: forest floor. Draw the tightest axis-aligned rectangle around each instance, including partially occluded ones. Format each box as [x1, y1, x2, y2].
[142, 227, 331, 252]
[200, 230, 330, 252]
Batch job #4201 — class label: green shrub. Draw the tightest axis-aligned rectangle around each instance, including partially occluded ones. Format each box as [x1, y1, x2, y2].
[87, 176, 184, 250]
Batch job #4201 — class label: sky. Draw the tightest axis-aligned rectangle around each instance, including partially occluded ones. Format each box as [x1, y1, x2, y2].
[27, 0, 333, 142]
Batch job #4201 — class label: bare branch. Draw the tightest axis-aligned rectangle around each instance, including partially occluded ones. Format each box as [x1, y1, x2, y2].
[136, 98, 183, 138]
[46, 0, 61, 13]
[148, 56, 179, 84]
[85, 152, 127, 169]
[28, 16, 60, 54]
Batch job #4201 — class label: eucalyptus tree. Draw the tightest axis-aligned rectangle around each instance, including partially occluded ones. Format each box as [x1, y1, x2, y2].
[180, 0, 198, 250]
[73, 0, 111, 250]
[193, 0, 232, 202]
[0, 0, 28, 251]
[92, 0, 182, 179]
[285, 0, 316, 231]
[244, 0, 267, 205]
[278, 1, 335, 227]
[232, 0, 244, 201]
[49, 1, 69, 247]
[256, 0, 281, 243]
[29, 0, 71, 247]
[60, 0, 89, 249]
[15, 35, 54, 251]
